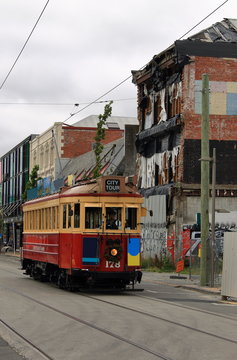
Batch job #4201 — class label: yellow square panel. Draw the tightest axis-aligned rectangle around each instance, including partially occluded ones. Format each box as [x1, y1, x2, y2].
[210, 93, 226, 115]
[227, 82, 237, 93]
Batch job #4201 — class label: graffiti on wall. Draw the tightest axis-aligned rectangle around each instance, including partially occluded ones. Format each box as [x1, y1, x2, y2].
[141, 194, 167, 258]
[141, 222, 167, 258]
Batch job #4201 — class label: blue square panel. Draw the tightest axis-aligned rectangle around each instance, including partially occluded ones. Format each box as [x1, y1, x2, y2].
[227, 93, 237, 115]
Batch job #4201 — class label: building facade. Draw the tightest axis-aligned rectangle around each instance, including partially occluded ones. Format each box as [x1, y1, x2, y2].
[1, 135, 37, 249]
[132, 18, 237, 259]
[30, 115, 137, 180]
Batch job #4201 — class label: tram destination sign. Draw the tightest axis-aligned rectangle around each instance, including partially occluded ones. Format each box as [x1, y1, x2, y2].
[105, 179, 120, 192]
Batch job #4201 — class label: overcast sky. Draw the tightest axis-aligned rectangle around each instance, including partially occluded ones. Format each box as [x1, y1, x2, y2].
[0, 0, 235, 156]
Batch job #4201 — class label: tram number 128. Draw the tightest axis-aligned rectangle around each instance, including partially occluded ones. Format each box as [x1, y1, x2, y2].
[105, 261, 121, 268]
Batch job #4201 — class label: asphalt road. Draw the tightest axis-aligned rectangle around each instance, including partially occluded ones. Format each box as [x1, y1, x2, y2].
[0, 255, 237, 360]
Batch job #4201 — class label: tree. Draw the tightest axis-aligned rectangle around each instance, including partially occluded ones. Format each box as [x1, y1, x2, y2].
[22, 165, 41, 200]
[93, 101, 113, 178]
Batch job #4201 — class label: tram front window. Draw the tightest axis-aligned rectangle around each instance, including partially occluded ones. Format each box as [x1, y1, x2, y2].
[125, 208, 137, 230]
[106, 207, 122, 230]
[85, 207, 102, 229]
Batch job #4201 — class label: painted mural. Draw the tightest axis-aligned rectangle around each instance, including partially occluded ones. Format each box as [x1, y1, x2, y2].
[195, 80, 237, 115]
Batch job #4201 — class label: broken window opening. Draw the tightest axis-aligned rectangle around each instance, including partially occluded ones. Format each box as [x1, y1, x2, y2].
[168, 133, 174, 151]
[155, 164, 159, 186]
[169, 155, 173, 183]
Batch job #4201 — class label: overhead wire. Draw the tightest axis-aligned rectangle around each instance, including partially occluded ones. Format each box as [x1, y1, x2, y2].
[0, 0, 228, 118]
[0, 0, 50, 90]
[0, 98, 136, 106]
[178, 0, 229, 40]
[62, 0, 229, 125]
[63, 74, 134, 123]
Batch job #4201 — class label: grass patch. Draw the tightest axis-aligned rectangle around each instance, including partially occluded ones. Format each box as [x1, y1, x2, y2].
[142, 256, 175, 273]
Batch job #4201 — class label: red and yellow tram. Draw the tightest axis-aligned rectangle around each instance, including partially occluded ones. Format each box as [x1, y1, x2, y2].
[21, 176, 145, 290]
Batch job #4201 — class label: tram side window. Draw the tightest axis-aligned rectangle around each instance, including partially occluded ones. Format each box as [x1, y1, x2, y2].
[74, 203, 80, 228]
[45, 208, 48, 229]
[63, 205, 67, 228]
[106, 207, 122, 230]
[125, 208, 137, 230]
[68, 204, 72, 228]
[85, 207, 102, 229]
[62, 204, 73, 229]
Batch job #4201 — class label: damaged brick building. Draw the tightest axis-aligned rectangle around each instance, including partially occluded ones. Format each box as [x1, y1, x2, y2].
[132, 18, 237, 259]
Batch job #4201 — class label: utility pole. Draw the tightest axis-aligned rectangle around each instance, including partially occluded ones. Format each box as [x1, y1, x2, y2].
[210, 148, 216, 287]
[200, 74, 210, 286]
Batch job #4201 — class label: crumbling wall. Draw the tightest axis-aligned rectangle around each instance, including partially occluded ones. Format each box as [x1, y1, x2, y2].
[138, 146, 180, 189]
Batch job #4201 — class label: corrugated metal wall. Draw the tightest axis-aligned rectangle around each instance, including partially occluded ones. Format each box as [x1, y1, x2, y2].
[221, 232, 237, 299]
[141, 194, 166, 258]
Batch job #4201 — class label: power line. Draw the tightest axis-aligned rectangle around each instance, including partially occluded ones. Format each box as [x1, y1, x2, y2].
[0, 98, 136, 106]
[178, 0, 229, 40]
[0, 0, 50, 90]
[63, 0, 228, 124]
[63, 74, 134, 123]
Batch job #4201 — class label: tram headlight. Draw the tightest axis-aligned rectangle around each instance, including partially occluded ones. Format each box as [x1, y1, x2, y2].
[111, 248, 118, 256]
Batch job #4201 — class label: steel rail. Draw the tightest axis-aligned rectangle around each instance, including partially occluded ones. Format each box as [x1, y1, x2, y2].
[0, 284, 173, 360]
[78, 293, 237, 344]
[0, 319, 54, 360]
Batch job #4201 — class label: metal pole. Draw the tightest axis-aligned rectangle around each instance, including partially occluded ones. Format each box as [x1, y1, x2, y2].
[210, 148, 216, 287]
[13, 222, 16, 254]
[189, 235, 192, 280]
[200, 74, 210, 286]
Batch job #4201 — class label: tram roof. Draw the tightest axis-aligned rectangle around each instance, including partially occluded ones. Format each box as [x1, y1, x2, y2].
[23, 176, 142, 206]
[61, 176, 142, 197]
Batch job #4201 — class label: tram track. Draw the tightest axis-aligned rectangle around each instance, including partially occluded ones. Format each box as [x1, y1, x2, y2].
[79, 292, 237, 344]
[134, 292, 237, 321]
[0, 318, 53, 360]
[0, 284, 175, 360]
[1, 263, 236, 324]
[0, 262, 236, 323]
[1, 264, 237, 359]
[1, 282, 237, 354]
[1, 264, 237, 333]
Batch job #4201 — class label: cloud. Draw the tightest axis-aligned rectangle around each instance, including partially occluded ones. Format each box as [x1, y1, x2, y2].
[0, 0, 234, 156]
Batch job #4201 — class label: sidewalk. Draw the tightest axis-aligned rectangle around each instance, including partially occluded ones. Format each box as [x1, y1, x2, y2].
[142, 271, 221, 295]
[0, 336, 25, 360]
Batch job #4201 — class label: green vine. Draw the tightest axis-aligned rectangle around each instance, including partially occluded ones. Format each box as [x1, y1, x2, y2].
[93, 101, 113, 178]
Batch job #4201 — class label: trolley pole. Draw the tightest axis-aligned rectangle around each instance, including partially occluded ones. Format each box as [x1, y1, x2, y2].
[200, 74, 210, 287]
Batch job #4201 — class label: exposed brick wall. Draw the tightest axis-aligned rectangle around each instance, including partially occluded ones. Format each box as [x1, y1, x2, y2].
[182, 57, 237, 141]
[61, 127, 124, 158]
[195, 56, 237, 82]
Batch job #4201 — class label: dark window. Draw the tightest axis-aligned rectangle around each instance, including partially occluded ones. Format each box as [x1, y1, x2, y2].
[125, 208, 137, 230]
[63, 205, 67, 229]
[155, 164, 159, 186]
[68, 204, 72, 228]
[156, 138, 161, 153]
[169, 155, 173, 183]
[106, 207, 122, 230]
[168, 133, 174, 151]
[74, 203, 80, 228]
[85, 207, 102, 229]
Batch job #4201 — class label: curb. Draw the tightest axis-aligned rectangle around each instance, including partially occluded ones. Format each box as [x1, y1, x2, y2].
[175, 284, 221, 295]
